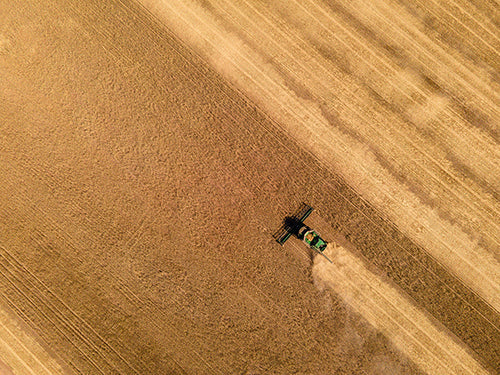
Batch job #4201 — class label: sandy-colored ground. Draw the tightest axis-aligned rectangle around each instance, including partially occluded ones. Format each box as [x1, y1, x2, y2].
[0, 0, 498, 373]
[139, 0, 500, 310]
[0, 301, 65, 375]
[307, 212, 488, 375]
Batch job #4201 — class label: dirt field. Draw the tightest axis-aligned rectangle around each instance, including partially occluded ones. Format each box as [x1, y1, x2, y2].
[0, 0, 498, 374]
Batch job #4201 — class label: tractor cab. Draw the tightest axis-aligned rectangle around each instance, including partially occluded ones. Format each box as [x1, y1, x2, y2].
[302, 230, 328, 252]
[274, 203, 332, 263]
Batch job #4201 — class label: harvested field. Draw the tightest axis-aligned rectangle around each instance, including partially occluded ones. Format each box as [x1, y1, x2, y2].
[0, 0, 498, 374]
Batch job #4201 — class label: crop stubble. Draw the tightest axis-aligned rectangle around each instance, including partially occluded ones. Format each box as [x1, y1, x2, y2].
[0, 0, 498, 373]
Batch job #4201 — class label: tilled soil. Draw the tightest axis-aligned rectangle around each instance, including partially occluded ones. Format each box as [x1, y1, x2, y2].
[139, 0, 500, 312]
[0, 0, 498, 374]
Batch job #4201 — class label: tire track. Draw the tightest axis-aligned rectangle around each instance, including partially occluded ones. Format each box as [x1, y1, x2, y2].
[2, 0, 496, 370]
[0, 253, 107, 374]
[299, 0, 499, 183]
[309, 240, 490, 375]
[0, 171, 194, 374]
[2, 1, 379, 365]
[0, 22, 320, 372]
[208, 0, 500, 246]
[414, 0, 499, 55]
[16, 158, 320, 374]
[341, 0, 500, 109]
[147, 0, 500, 311]
[2, 1, 325, 370]
[109, 0, 499, 328]
[0, 242, 142, 375]
[126, 0, 500, 367]
[0, 20, 234, 375]
[30, 0, 500, 328]
[0, 178, 158, 374]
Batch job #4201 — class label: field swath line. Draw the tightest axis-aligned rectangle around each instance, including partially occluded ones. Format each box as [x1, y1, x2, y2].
[311, 240, 490, 375]
[357, 0, 500, 104]
[150, 0, 500, 311]
[213, 0, 500, 242]
[98, 0, 500, 324]
[117, 2, 500, 367]
[447, 0, 500, 41]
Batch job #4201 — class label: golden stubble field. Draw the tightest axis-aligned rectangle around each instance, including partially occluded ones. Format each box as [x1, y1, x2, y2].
[0, 0, 498, 374]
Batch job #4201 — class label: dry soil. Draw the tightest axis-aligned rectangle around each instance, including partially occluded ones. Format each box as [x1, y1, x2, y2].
[0, 0, 498, 374]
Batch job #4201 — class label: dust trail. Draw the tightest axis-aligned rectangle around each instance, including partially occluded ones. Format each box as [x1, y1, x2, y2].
[138, 0, 500, 313]
[312, 244, 489, 375]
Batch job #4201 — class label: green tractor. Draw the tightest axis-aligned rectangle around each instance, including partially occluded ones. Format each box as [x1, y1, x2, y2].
[301, 228, 328, 253]
[274, 203, 332, 263]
